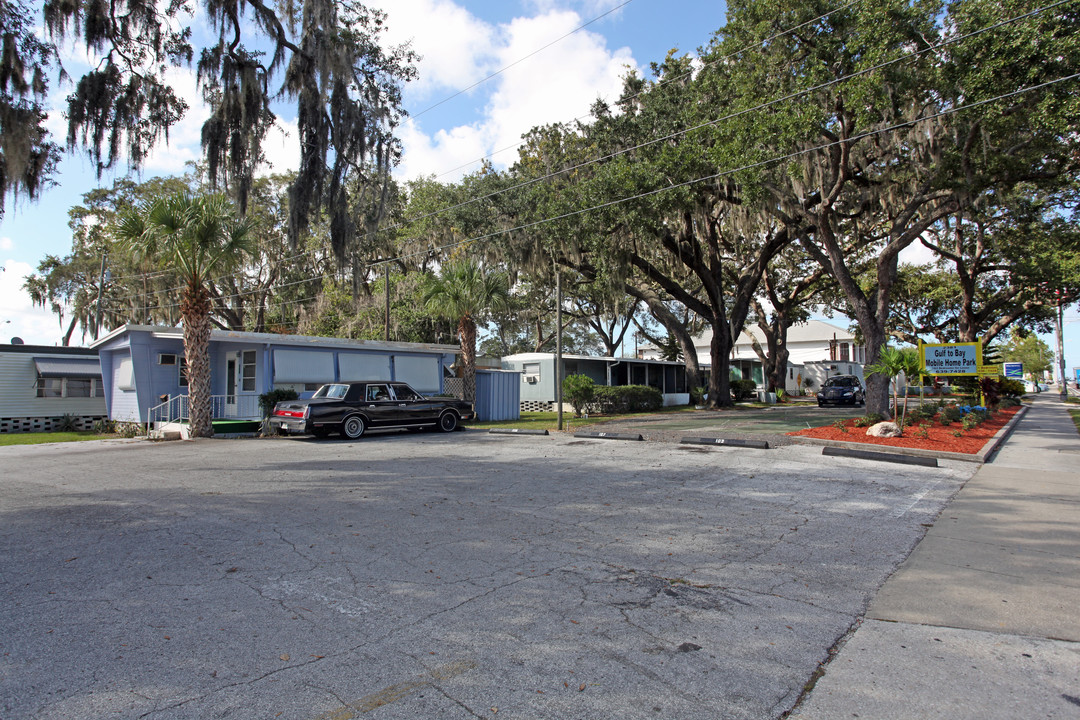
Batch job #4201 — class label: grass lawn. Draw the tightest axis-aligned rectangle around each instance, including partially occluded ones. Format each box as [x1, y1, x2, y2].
[466, 404, 709, 432]
[0, 431, 118, 447]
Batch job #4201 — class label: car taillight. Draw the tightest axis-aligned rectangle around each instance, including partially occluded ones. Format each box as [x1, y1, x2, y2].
[274, 406, 307, 419]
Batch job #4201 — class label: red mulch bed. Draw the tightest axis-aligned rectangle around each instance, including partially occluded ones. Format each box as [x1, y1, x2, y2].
[788, 406, 1020, 454]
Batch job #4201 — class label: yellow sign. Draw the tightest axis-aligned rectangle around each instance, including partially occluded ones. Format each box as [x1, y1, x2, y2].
[977, 365, 1000, 377]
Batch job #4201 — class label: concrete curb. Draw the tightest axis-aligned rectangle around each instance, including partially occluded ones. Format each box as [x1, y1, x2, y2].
[680, 437, 770, 449]
[788, 405, 1029, 464]
[573, 431, 644, 441]
[822, 446, 939, 467]
[488, 428, 550, 436]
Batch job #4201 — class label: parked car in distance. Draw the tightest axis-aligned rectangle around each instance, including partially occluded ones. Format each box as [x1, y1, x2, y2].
[269, 381, 474, 439]
[817, 375, 865, 407]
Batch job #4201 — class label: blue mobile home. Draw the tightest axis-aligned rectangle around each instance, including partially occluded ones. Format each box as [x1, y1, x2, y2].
[91, 325, 465, 424]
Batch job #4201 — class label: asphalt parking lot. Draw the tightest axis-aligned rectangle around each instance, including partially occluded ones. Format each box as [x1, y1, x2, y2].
[1, 431, 975, 720]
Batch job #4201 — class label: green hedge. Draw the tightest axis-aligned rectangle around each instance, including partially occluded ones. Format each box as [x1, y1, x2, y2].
[259, 388, 299, 417]
[588, 385, 664, 414]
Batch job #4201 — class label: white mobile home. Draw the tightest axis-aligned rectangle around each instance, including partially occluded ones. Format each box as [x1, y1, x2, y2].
[502, 353, 689, 411]
[0, 342, 107, 433]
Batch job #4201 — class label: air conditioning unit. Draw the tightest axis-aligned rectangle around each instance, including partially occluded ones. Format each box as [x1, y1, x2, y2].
[524, 375, 539, 384]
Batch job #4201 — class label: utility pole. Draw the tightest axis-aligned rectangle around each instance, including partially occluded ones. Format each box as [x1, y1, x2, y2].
[94, 254, 108, 340]
[556, 269, 564, 431]
[384, 262, 391, 342]
[1058, 295, 1068, 401]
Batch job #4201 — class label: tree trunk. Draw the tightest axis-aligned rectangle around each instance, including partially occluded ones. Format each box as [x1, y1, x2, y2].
[707, 312, 733, 409]
[460, 316, 478, 402]
[183, 283, 215, 438]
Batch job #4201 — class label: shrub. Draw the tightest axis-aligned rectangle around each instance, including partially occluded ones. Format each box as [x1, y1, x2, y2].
[259, 388, 299, 418]
[832, 419, 849, 433]
[562, 374, 595, 417]
[92, 419, 115, 434]
[731, 379, 758, 402]
[908, 403, 938, 421]
[775, 388, 787, 403]
[853, 412, 884, 428]
[940, 405, 963, 424]
[952, 429, 963, 438]
[978, 377, 1002, 409]
[114, 421, 143, 438]
[690, 386, 708, 405]
[1000, 396, 1021, 408]
[588, 385, 663, 414]
[999, 378, 1025, 398]
[54, 413, 80, 432]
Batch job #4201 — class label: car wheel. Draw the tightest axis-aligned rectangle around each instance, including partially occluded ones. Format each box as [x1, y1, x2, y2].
[341, 415, 366, 439]
[438, 412, 459, 433]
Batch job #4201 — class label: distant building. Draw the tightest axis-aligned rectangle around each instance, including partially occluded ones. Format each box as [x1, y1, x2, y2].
[638, 319, 865, 393]
[501, 352, 689, 411]
[0, 342, 107, 433]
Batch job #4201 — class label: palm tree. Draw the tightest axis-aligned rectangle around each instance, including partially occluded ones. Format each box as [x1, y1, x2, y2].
[421, 261, 511, 402]
[115, 193, 255, 437]
[865, 344, 923, 431]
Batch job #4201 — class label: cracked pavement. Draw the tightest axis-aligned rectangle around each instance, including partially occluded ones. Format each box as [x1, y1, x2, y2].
[0, 431, 976, 719]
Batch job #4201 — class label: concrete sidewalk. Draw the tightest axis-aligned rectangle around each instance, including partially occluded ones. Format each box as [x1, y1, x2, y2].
[792, 394, 1080, 719]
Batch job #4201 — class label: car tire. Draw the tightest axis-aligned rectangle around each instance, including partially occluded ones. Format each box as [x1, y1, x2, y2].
[438, 412, 459, 433]
[341, 415, 366, 439]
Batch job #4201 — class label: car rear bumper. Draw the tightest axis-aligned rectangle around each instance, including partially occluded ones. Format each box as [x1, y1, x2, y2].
[269, 418, 311, 435]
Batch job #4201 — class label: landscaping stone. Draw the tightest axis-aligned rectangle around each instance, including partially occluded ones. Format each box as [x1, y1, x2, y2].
[866, 421, 902, 438]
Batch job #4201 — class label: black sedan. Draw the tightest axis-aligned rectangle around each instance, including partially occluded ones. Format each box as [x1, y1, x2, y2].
[269, 381, 474, 439]
[817, 375, 866, 407]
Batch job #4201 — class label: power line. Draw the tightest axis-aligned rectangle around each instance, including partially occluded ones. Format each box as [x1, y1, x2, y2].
[371, 0, 1071, 250]
[422, 0, 862, 181]
[99, 71, 1071, 317]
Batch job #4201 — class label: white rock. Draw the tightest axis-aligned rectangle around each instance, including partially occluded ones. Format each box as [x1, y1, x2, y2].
[866, 422, 902, 438]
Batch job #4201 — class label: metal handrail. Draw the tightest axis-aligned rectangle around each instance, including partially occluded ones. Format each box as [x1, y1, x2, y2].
[146, 393, 263, 434]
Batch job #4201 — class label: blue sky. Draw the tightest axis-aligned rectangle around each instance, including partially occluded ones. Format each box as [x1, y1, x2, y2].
[1, 0, 1077, 381]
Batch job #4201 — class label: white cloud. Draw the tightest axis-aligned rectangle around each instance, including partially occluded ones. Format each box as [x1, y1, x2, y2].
[0, 260, 67, 346]
[898, 239, 941, 266]
[142, 66, 208, 174]
[257, 118, 302, 177]
[391, 6, 638, 182]
[368, 0, 498, 97]
[485, 10, 634, 159]
[0, 237, 12, 251]
[394, 118, 492, 181]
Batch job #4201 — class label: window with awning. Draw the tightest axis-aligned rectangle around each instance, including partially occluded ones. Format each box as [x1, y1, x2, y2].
[33, 357, 101, 378]
[34, 357, 104, 398]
